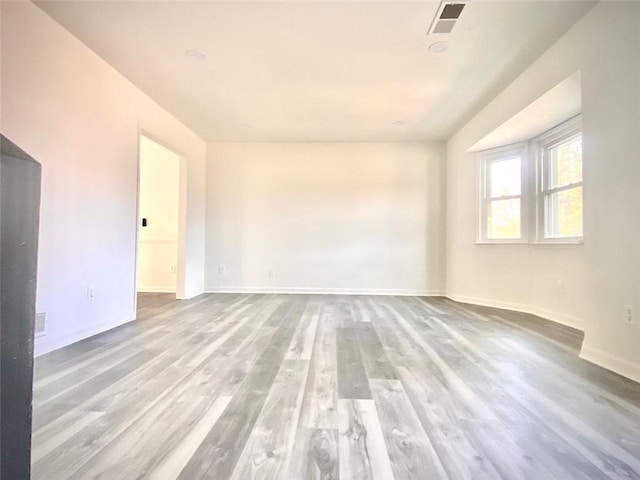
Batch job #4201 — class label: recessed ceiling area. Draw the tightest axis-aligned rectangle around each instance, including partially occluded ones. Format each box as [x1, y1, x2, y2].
[469, 71, 582, 152]
[35, 1, 595, 142]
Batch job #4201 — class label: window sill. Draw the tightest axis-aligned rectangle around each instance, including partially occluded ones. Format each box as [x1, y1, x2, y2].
[532, 238, 583, 246]
[475, 240, 529, 246]
[475, 239, 583, 246]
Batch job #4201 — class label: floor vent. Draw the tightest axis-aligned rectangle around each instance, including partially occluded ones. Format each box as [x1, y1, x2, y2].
[35, 312, 46, 337]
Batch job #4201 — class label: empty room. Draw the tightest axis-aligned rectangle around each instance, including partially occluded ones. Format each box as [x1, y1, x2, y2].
[1, 0, 639, 479]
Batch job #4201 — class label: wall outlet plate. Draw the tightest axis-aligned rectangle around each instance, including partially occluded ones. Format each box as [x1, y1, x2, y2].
[625, 304, 635, 326]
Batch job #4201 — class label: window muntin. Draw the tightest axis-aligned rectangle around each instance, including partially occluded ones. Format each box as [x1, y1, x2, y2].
[477, 116, 582, 244]
[538, 125, 583, 240]
[480, 146, 525, 242]
[547, 135, 582, 189]
[545, 186, 583, 238]
[489, 157, 521, 197]
[487, 198, 521, 240]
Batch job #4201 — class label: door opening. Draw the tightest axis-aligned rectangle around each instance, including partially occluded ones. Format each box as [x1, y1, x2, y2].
[136, 134, 181, 297]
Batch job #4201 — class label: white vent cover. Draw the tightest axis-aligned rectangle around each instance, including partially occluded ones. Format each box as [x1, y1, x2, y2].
[35, 312, 46, 337]
[428, 1, 470, 35]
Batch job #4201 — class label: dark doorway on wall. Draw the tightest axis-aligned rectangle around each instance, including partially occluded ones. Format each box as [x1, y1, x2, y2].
[1, 135, 42, 479]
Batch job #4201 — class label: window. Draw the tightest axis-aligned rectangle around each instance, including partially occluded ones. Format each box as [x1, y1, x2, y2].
[536, 118, 583, 241]
[477, 116, 582, 244]
[479, 145, 525, 242]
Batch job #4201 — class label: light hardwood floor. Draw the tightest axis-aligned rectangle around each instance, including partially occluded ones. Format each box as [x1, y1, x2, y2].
[32, 293, 640, 479]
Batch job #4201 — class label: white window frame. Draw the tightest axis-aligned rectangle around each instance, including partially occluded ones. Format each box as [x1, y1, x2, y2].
[533, 116, 583, 244]
[478, 143, 528, 244]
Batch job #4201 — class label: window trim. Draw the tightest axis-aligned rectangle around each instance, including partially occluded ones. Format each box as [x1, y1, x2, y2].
[477, 143, 528, 244]
[533, 116, 583, 244]
[475, 115, 583, 246]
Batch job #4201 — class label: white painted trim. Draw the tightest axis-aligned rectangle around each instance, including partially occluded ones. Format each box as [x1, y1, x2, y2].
[137, 238, 179, 244]
[534, 115, 583, 243]
[580, 344, 640, 385]
[477, 143, 528, 244]
[34, 312, 137, 357]
[134, 129, 185, 308]
[137, 286, 177, 293]
[205, 286, 445, 297]
[446, 292, 584, 331]
[178, 289, 205, 300]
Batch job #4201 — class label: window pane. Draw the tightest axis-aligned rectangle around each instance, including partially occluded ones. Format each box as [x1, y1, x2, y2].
[489, 157, 521, 197]
[488, 198, 521, 239]
[549, 136, 582, 189]
[545, 186, 583, 238]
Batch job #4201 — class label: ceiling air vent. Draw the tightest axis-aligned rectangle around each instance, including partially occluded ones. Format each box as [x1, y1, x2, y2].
[440, 3, 465, 20]
[428, 2, 468, 35]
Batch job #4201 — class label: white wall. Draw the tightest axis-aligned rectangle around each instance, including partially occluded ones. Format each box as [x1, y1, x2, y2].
[137, 136, 180, 293]
[1, 1, 207, 356]
[206, 142, 446, 295]
[447, 2, 640, 381]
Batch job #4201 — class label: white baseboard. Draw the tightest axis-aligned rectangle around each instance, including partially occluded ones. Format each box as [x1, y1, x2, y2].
[446, 292, 584, 331]
[177, 289, 205, 300]
[580, 344, 640, 384]
[34, 312, 137, 357]
[205, 286, 445, 297]
[138, 286, 176, 293]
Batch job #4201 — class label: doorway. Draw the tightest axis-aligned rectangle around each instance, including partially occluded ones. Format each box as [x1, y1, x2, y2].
[136, 134, 181, 297]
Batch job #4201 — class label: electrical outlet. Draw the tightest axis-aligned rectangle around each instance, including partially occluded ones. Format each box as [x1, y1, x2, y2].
[556, 280, 565, 294]
[268, 269, 276, 278]
[87, 285, 95, 299]
[169, 265, 177, 274]
[625, 304, 635, 325]
[218, 265, 226, 275]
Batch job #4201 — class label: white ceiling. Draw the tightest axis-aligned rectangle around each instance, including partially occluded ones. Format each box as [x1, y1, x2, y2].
[470, 71, 582, 152]
[35, 1, 595, 142]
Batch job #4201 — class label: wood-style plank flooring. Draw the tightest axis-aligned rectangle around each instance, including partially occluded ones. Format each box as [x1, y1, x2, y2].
[32, 293, 640, 479]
